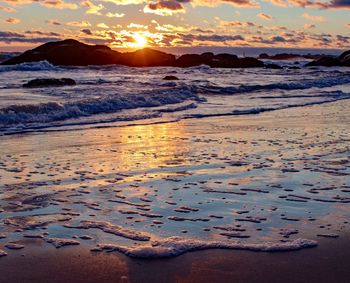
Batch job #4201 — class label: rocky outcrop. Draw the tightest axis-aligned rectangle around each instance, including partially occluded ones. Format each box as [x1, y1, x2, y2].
[163, 76, 179, 80]
[1, 39, 265, 69]
[306, 50, 350, 67]
[1, 39, 176, 67]
[23, 78, 76, 88]
[3, 39, 122, 66]
[175, 52, 263, 68]
[119, 48, 176, 67]
[259, 53, 320, 60]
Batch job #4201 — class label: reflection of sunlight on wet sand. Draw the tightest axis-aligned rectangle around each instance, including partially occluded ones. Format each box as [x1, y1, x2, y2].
[0, 122, 189, 192]
[116, 122, 188, 171]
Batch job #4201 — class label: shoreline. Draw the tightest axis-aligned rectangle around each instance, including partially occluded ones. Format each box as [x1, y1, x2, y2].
[0, 233, 349, 283]
[0, 100, 349, 282]
[1, 96, 350, 137]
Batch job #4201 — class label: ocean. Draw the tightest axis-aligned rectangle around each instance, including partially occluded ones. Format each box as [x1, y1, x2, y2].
[0, 60, 349, 135]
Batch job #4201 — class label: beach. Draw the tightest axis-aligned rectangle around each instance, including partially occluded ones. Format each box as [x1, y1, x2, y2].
[0, 99, 349, 282]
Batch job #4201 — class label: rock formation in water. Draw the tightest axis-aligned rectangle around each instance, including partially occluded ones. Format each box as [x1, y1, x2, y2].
[1, 39, 266, 69]
[306, 50, 350, 67]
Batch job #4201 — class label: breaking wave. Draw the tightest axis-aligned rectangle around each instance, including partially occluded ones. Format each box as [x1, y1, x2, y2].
[0, 60, 57, 72]
[0, 86, 199, 125]
[193, 73, 350, 95]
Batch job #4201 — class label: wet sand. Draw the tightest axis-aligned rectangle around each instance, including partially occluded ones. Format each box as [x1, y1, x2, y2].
[0, 233, 349, 283]
[0, 100, 349, 282]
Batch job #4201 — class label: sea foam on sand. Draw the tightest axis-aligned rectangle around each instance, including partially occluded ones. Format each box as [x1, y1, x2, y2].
[65, 220, 151, 241]
[92, 237, 317, 258]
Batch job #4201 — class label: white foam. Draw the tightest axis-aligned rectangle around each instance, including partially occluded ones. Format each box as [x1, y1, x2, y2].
[0, 249, 7, 257]
[46, 237, 80, 248]
[0, 85, 199, 127]
[92, 237, 317, 258]
[0, 60, 57, 72]
[66, 220, 151, 241]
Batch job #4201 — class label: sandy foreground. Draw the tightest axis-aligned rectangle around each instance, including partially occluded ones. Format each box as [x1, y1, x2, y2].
[0, 234, 349, 283]
[0, 100, 349, 283]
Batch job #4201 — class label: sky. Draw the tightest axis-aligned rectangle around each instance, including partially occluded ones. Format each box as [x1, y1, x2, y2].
[0, 0, 349, 52]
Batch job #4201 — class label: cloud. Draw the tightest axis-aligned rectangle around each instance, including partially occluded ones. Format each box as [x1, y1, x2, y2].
[267, 0, 350, 9]
[257, 13, 273, 20]
[144, 0, 187, 16]
[0, 31, 25, 38]
[220, 20, 260, 28]
[81, 0, 104, 14]
[194, 0, 260, 8]
[304, 23, 316, 29]
[81, 28, 93, 35]
[97, 23, 109, 28]
[1, 0, 77, 9]
[24, 30, 61, 36]
[106, 12, 125, 17]
[175, 33, 245, 45]
[127, 23, 148, 29]
[0, 30, 61, 44]
[4, 17, 20, 24]
[302, 13, 326, 22]
[323, 0, 350, 8]
[98, 0, 145, 5]
[0, 5, 16, 11]
[41, 0, 77, 9]
[336, 34, 349, 43]
[46, 19, 62, 26]
[67, 21, 91, 27]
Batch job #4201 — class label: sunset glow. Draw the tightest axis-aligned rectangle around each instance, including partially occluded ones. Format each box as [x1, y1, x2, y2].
[0, 0, 349, 51]
[132, 33, 148, 48]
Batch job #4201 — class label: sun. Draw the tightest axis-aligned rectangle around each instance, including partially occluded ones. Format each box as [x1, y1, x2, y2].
[133, 33, 147, 48]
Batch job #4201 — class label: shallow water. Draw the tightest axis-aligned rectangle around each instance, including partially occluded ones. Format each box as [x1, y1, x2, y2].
[0, 100, 349, 258]
[0, 61, 350, 135]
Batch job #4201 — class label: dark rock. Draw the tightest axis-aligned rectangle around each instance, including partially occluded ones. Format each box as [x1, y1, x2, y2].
[306, 50, 350, 67]
[163, 76, 179, 80]
[264, 63, 283, 69]
[175, 54, 204, 67]
[1, 39, 265, 69]
[306, 56, 341, 67]
[23, 78, 76, 88]
[215, 53, 238, 61]
[173, 52, 260, 68]
[259, 53, 269, 59]
[1, 39, 175, 67]
[200, 52, 215, 64]
[2, 39, 122, 66]
[209, 53, 240, 68]
[210, 57, 264, 68]
[119, 48, 176, 67]
[338, 50, 350, 62]
[259, 53, 321, 60]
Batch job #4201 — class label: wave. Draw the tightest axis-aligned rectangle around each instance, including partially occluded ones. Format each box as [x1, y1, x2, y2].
[0, 60, 57, 72]
[193, 74, 350, 95]
[185, 91, 350, 119]
[0, 85, 199, 126]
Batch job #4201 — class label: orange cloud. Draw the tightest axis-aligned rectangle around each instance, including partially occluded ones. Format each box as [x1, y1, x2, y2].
[144, 0, 187, 16]
[4, 17, 20, 24]
[302, 13, 326, 22]
[257, 13, 273, 20]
